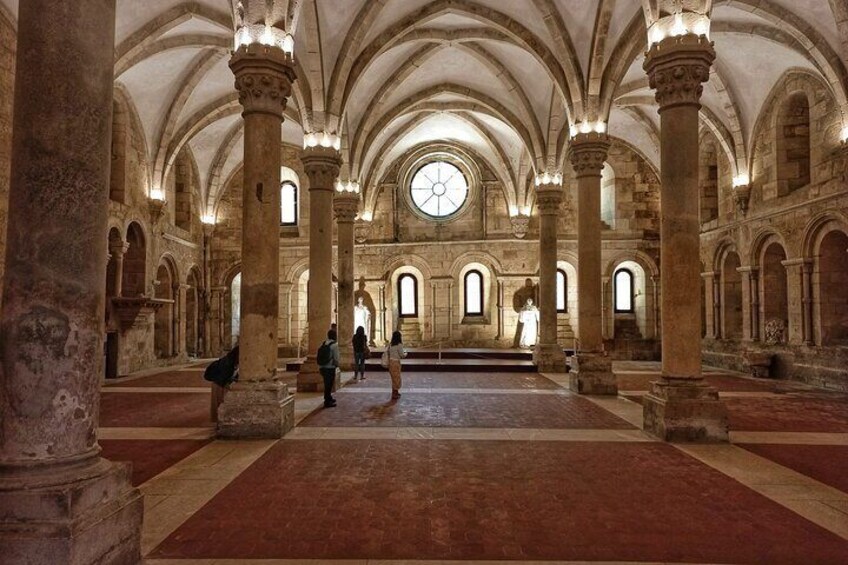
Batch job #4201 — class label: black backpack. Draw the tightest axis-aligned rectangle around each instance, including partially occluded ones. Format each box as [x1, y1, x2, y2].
[316, 340, 335, 365]
[204, 354, 237, 387]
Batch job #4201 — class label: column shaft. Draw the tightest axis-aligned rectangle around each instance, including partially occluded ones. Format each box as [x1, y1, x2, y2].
[568, 133, 616, 394]
[335, 192, 358, 371]
[0, 0, 142, 561]
[642, 34, 728, 442]
[297, 147, 342, 391]
[534, 185, 566, 372]
[217, 43, 296, 439]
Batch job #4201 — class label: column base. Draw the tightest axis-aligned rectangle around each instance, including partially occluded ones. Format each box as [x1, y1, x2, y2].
[338, 343, 354, 371]
[569, 352, 618, 395]
[0, 457, 142, 565]
[297, 357, 341, 392]
[217, 380, 294, 439]
[533, 343, 567, 373]
[642, 378, 729, 442]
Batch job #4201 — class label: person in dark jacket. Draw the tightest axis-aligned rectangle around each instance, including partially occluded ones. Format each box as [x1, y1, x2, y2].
[318, 329, 340, 407]
[207, 345, 239, 421]
[352, 325, 369, 381]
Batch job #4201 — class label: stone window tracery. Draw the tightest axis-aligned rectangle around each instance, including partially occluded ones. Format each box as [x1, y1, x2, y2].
[410, 160, 468, 218]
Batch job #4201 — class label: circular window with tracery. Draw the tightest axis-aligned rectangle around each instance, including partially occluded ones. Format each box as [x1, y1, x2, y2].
[410, 160, 469, 218]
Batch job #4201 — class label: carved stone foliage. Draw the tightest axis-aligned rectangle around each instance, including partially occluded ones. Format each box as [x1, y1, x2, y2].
[644, 35, 715, 110]
[301, 147, 342, 190]
[230, 44, 296, 117]
[333, 192, 359, 223]
[568, 133, 611, 177]
[764, 318, 787, 345]
[535, 185, 563, 215]
[510, 215, 530, 239]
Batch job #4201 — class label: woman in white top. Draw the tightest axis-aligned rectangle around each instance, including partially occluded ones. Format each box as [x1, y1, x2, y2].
[386, 330, 407, 399]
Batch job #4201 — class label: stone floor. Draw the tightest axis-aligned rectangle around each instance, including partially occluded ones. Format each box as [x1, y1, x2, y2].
[97, 360, 848, 564]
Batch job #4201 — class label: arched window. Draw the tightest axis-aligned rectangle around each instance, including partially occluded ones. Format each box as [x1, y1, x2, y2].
[614, 269, 634, 313]
[398, 274, 418, 317]
[556, 269, 567, 313]
[280, 181, 297, 225]
[464, 270, 484, 316]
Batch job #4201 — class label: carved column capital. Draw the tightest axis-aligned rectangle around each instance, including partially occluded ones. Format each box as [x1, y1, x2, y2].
[568, 132, 611, 178]
[510, 215, 530, 239]
[301, 146, 342, 191]
[109, 240, 130, 257]
[535, 184, 563, 216]
[732, 184, 751, 215]
[644, 34, 714, 111]
[230, 44, 296, 118]
[333, 191, 360, 223]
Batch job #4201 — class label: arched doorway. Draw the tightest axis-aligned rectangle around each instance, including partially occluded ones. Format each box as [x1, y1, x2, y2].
[817, 230, 848, 345]
[721, 250, 743, 339]
[760, 242, 788, 341]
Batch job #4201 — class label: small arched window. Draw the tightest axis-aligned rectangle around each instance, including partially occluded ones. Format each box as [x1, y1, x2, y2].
[280, 181, 298, 225]
[556, 269, 567, 313]
[614, 269, 634, 313]
[464, 270, 484, 316]
[398, 274, 418, 317]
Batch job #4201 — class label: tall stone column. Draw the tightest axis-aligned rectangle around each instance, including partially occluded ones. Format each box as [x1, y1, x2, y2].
[0, 0, 143, 561]
[702, 271, 717, 339]
[534, 182, 566, 372]
[738, 266, 758, 341]
[217, 42, 296, 438]
[109, 241, 130, 296]
[297, 146, 342, 391]
[642, 34, 728, 442]
[568, 133, 616, 394]
[334, 188, 359, 371]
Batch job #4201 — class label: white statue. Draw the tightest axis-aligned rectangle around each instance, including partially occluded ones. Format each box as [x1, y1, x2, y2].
[353, 296, 371, 339]
[518, 298, 539, 348]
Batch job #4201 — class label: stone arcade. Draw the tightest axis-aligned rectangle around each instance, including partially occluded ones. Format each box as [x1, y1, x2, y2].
[0, 0, 847, 563]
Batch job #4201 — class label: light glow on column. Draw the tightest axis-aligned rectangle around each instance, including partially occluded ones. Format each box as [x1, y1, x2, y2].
[570, 121, 607, 137]
[647, 12, 711, 46]
[335, 179, 360, 193]
[360, 210, 373, 222]
[534, 171, 563, 186]
[304, 131, 341, 151]
[732, 174, 750, 187]
[234, 23, 294, 55]
[201, 213, 217, 225]
[149, 187, 165, 201]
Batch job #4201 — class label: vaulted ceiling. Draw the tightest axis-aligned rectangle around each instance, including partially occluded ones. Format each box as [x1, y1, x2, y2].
[0, 0, 845, 217]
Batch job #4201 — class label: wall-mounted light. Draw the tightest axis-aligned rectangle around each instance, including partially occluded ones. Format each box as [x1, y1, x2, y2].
[303, 131, 341, 151]
[359, 210, 373, 222]
[149, 187, 165, 201]
[841, 126, 848, 144]
[732, 174, 750, 188]
[234, 23, 294, 56]
[534, 171, 563, 186]
[201, 214, 217, 225]
[647, 12, 710, 47]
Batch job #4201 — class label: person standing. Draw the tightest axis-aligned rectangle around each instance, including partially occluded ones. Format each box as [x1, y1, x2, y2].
[317, 329, 340, 407]
[352, 325, 369, 381]
[385, 330, 407, 399]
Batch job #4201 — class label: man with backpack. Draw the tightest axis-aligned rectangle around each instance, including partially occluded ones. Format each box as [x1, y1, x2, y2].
[317, 329, 340, 407]
[204, 345, 239, 421]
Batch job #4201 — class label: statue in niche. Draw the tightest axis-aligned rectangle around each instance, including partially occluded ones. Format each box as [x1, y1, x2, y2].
[518, 298, 540, 348]
[353, 277, 377, 345]
[513, 278, 538, 347]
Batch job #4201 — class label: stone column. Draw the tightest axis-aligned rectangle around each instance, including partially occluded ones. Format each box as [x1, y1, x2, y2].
[334, 189, 358, 371]
[738, 267, 758, 341]
[217, 42, 296, 438]
[642, 34, 728, 442]
[0, 0, 143, 561]
[702, 271, 717, 339]
[534, 183, 566, 372]
[109, 241, 130, 297]
[297, 146, 342, 391]
[783, 258, 812, 345]
[568, 133, 616, 394]
[378, 282, 387, 344]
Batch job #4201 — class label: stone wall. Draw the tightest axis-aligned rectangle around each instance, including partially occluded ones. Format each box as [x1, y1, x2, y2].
[209, 140, 662, 357]
[700, 70, 848, 390]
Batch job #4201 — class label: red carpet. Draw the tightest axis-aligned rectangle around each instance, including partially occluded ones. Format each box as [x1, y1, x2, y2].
[99, 392, 212, 428]
[740, 444, 848, 493]
[151, 440, 848, 563]
[725, 396, 848, 432]
[100, 439, 210, 485]
[301, 391, 634, 429]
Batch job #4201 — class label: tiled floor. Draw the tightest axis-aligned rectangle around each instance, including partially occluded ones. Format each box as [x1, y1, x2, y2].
[96, 359, 848, 564]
